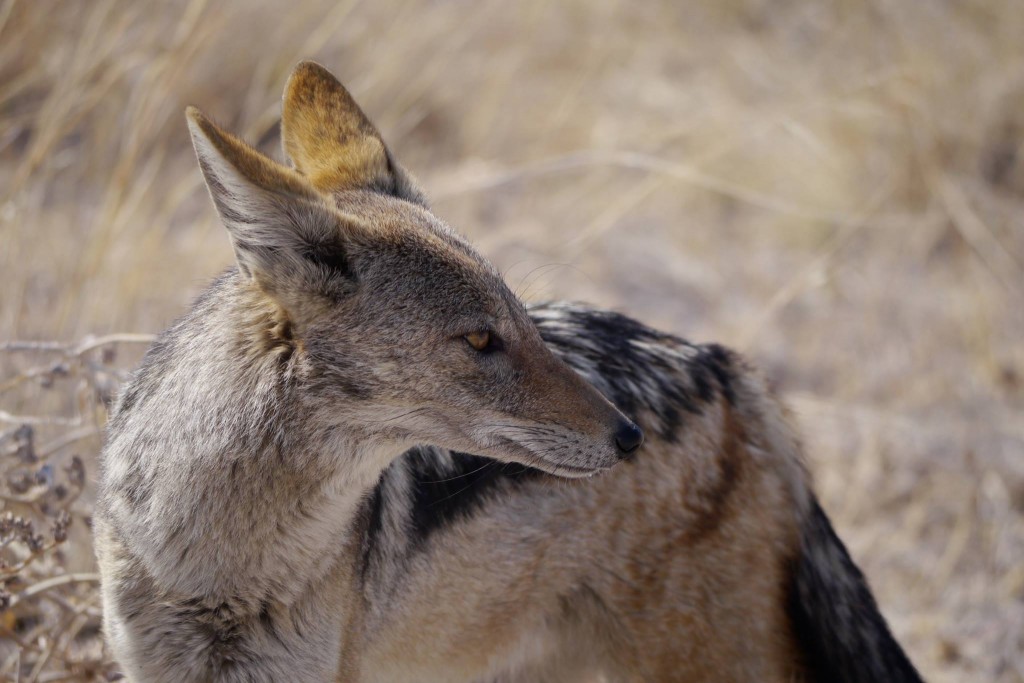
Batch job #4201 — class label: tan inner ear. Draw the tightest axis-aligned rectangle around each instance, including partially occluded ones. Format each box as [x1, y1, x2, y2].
[281, 61, 393, 193]
[187, 106, 318, 201]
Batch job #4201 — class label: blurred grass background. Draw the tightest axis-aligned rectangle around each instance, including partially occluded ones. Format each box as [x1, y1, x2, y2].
[1, 0, 1023, 680]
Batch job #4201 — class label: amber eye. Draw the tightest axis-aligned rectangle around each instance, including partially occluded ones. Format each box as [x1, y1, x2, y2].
[464, 330, 492, 352]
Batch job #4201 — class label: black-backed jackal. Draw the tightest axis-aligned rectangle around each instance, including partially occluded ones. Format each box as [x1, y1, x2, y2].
[94, 62, 924, 683]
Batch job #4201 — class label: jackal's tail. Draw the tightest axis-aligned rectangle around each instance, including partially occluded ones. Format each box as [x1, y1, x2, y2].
[790, 498, 925, 683]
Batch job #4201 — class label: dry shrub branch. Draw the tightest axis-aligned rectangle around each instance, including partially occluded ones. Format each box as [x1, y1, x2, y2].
[1, 337, 151, 682]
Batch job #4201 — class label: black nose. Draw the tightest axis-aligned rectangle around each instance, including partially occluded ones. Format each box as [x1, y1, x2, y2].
[614, 420, 644, 456]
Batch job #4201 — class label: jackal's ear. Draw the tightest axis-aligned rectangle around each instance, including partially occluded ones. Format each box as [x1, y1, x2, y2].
[186, 106, 358, 307]
[281, 61, 426, 205]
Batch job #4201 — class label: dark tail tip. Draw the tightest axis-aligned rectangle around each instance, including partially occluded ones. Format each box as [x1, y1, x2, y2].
[788, 497, 925, 683]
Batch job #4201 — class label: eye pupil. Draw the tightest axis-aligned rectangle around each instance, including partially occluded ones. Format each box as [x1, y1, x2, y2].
[466, 330, 491, 351]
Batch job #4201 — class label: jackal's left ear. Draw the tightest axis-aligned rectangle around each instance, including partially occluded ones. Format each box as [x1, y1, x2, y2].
[187, 106, 360, 310]
[281, 61, 426, 206]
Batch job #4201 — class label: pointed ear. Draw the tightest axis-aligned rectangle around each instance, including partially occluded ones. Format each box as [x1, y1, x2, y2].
[186, 106, 359, 308]
[281, 61, 426, 205]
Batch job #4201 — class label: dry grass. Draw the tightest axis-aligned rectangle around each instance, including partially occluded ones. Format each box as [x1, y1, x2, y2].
[2, 0, 1023, 680]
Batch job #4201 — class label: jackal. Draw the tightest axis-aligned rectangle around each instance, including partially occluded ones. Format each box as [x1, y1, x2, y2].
[94, 62, 924, 683]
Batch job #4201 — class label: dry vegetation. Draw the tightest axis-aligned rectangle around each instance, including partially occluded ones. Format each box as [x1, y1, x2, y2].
[1, 0, 1023, 680]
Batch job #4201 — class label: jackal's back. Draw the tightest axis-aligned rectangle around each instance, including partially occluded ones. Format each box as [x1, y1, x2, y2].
[359, 302, 923, 683]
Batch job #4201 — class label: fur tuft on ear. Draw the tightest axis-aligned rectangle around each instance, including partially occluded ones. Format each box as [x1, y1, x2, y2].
[281, 61, 426, 205]
[186, 106, 360, 308]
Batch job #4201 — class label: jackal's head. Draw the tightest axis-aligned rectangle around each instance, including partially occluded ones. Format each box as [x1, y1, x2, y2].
[185, 61, 642, 477]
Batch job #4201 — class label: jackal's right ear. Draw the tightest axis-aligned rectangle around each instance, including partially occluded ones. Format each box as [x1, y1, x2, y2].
[186, 106, 359, 307]
[281, 61, 426, 206]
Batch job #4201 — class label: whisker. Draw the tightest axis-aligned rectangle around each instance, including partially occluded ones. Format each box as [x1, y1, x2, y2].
[363, 407, 429, 424]
[424, 460, 502, 508]
[423, 459, 498, 484]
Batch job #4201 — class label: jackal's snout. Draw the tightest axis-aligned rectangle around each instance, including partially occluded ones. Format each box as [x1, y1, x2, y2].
[513, 349, 646, 475]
